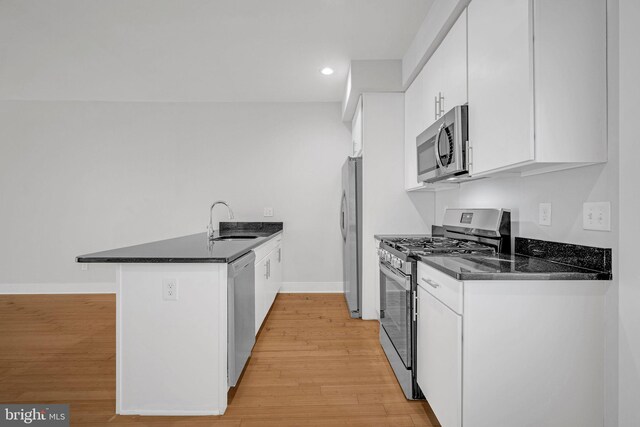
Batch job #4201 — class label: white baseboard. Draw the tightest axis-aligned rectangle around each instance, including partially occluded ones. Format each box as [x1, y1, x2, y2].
[0, 281, 342, 295]
[279, 282, 343, 293]
[0, 282, 116, 294]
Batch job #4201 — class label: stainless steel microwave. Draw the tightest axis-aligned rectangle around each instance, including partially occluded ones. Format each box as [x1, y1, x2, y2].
[416, 105, 469, 183]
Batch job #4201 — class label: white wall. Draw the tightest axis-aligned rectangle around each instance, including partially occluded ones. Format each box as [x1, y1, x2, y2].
[0, 101, 351, 291]
[618, 0, 640, 424]
[361, 92, 435, 319]
[434, 163, 618, 249]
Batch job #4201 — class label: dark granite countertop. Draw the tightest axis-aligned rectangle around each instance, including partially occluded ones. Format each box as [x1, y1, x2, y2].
[375, 226, 444, 241]
[418, 253, 611, 281]
[76, 222, 283, 264]
[376, 233, 611, 281]
[374, 234, 431, 240]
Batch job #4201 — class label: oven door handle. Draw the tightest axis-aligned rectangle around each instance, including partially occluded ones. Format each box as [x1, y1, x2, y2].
[380, 263, 411, 291]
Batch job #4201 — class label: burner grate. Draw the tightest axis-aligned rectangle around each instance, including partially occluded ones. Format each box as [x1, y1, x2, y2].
[384, 236, 496, 257]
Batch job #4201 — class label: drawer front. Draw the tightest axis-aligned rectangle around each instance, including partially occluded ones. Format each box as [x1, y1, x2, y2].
[417, 261, 463, 314]
[253, 233, 283, 262]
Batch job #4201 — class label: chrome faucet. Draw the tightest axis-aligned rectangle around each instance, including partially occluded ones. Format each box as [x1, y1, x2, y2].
[208, 200, 235, 240]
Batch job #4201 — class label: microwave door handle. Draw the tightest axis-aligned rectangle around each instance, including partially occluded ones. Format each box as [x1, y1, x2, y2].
[434, 122, 446, 169]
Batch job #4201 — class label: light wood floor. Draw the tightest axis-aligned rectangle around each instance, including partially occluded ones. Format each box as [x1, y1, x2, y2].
[0, 293, 440, 426]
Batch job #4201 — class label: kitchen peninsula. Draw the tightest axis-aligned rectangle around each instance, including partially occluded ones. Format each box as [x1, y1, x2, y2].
[77, 222, 283, 416]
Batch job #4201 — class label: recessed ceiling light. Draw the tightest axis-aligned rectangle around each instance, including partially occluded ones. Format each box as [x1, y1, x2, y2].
[320, 67, 334, 76]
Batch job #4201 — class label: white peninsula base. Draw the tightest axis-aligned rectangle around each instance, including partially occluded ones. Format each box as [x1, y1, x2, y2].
[116, 263, 228, 416]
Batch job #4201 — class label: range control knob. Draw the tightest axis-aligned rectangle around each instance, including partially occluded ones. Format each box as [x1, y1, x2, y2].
[391, 256, 403, 269]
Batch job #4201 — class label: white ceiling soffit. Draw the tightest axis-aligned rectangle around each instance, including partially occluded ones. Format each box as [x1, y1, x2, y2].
[0, 0, 433, 103]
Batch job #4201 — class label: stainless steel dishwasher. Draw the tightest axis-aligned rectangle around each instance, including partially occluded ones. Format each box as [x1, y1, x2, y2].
[227, 250, 256, 387]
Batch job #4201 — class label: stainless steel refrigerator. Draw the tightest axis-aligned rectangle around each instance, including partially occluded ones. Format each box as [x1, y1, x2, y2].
[340, 157, 362, 318]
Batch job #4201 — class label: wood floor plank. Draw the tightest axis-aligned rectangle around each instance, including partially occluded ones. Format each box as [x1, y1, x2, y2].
[0, 293, 440, 426]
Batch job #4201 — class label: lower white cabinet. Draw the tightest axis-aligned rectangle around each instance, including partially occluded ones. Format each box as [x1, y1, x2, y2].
[416, 261, 607, 427]
[254, 234, 283, 334]
[417, 286, 462, 427]
[268, 244, 283, 300]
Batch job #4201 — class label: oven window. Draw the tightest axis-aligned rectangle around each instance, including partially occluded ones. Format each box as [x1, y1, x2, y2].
[417, 136, 438, 176]
[380, 269, 412, 368]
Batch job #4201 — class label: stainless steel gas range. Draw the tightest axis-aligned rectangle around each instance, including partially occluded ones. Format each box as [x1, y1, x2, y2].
[377, 208, 511, 400]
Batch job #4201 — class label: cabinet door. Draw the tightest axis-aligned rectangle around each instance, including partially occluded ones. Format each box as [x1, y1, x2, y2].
[468, 0, 533, 175]
[254, 256, 269, 334]
[352, 97, 363, 157]
[433, 11, 467, 115]
[417, 286, 462, 427]
[267, 245, 282, 309]
[272, 245, 282, 295]
[404, 69, 426, 190]
[405, 61, 437, 190]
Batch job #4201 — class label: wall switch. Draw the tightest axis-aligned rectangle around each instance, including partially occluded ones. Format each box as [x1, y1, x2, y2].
[583, 202, 611, 231]
[163, 279, 178, 301]
[539, 203, 552, 226]
[80, 263, 88, 271]
[263, 207, 274, 217]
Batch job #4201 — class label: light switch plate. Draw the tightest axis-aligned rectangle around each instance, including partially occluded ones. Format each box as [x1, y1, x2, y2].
[583, 202, 611, 231]
[263, 207, 274, 217]
[539, 203, 552, 226]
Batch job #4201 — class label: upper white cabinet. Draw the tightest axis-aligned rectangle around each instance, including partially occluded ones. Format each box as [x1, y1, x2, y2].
[468, 0, 607, 177]
[425, 12, 468, 122]
[405, 12, 467, 191]
[352, 96, 363, 157]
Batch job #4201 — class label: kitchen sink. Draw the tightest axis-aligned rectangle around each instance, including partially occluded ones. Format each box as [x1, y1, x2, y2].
[213, 236, 259, 241]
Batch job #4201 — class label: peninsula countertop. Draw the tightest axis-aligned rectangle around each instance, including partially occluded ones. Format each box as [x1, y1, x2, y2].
[76, 222, 283, 264]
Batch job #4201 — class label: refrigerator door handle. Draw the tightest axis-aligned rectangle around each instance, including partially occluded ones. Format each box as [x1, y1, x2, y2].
[340, 193, 347, 241]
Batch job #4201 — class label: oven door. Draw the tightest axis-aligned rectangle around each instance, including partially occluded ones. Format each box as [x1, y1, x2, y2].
[379, 262, 412, 369]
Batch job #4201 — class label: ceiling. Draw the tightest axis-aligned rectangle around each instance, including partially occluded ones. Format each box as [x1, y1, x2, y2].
[0, 0, 432, 103]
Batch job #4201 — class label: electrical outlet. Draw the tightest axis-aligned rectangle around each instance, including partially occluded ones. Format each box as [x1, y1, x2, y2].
[80, 263, 88, 271]
[539, 203, 552, 226]
[263, 207, 274, 217]
[583, 202, 611, 231]
[163, 279, 178, 301]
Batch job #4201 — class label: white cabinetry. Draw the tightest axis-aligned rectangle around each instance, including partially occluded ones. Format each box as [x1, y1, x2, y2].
[417, 285, 462, 427]
[467, 0, 607, 177]
[254, 255, 268, 334]
[425, 12, 467, 122]
[268, 244, 283, 299]
[352, 96, 363, 157]
[254, 234, 283, 334]
[405, 12, 467, 191]
[416, 261, 606, 427]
